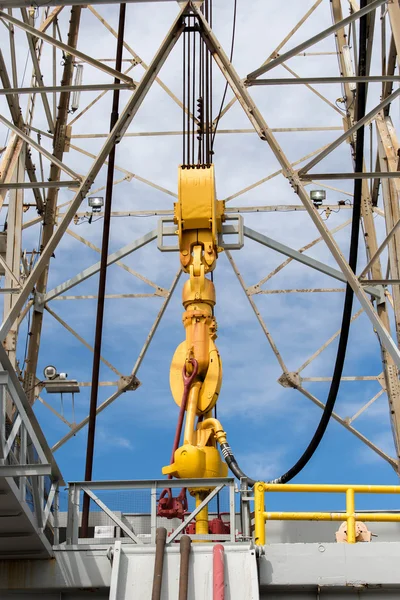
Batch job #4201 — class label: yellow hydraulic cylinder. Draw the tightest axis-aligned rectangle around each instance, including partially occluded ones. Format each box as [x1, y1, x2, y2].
[195, 491, 209, 539]
[183, 382, 201, 445]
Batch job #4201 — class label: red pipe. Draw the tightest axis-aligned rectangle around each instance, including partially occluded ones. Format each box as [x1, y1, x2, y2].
[213, 544, 225, 600]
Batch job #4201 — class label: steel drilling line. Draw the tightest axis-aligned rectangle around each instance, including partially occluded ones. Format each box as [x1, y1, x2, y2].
[81, 2, 127, 538]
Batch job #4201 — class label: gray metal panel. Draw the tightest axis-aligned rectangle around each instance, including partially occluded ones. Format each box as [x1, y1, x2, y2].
[262, 519, 400, 544]
[1, 542, 400, 593]
[258, 542, 400, 588]
[111, 543, 259, 599]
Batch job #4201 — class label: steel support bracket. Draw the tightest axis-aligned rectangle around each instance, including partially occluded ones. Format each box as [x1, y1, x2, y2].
[157, 216, 244, 252]
[278, 371, 301, 389]
[0, 464, 52, 477]
[34, 292, 45, 313]
[372, 284, 386, 305]
[0, 372, 9, 386]
[117, 374, 141, 392]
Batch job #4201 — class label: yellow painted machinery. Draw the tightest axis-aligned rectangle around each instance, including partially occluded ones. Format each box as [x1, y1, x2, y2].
[159, 165, 230, 535]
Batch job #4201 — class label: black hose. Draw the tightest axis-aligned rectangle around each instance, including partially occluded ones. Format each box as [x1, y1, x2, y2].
[220, 0, 368, 487]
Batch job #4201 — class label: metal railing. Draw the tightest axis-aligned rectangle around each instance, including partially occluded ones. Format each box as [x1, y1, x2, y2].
[254, 482, 400, 545]
[0, 345, 64, 542]
[66, 477, 236, 545]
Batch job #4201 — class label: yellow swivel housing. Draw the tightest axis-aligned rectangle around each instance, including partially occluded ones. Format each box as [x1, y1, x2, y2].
[163, 165, 227, 487]
[174, 164, 225, 275]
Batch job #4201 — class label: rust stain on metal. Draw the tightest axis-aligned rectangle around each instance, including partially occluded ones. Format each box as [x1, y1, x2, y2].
[1, 558, 57, 589]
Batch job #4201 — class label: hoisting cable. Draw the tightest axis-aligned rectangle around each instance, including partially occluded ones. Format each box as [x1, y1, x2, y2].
[211, 0, 237, 152]
[81, 3, 126, 537]
[220, 0, 368, 486]
[182, 0, 214, 167]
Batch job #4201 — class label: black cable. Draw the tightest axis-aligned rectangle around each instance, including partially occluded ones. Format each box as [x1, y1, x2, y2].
[205, 0, 210, 164]
[187, 23, 191, 166]
[210, 0, 213, 163]
[192, 19, 196, 166]
[198, 13, 204, 165]
[183, 30, 186, 165]
[211, 0, 237, 151]
[221, 0, 368, 486]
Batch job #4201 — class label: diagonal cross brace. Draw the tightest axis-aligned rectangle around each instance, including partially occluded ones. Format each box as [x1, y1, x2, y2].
[0, 113, 82, 181]
[167, 484, 225, 544]
[246, 0, 387, 79]
[43, 230, 158, 303]
[192, 2, 400, 371]
[0, 9, 135, 85]
[298, 86, 400, 175]
[0, 4, 187, 343]
[243, 226, 382, 299]
[81, 486, 143, 544]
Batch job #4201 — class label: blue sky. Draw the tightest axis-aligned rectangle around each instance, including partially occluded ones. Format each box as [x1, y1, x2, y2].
[1, 0, 399, 516]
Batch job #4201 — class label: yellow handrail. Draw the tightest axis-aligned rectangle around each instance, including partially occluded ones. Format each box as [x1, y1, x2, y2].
[254, 482, 400, 546]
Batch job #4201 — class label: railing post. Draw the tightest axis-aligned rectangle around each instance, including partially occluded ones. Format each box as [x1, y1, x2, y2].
[346, 488, 356, 543]
[240, 478, 251, 541]
[0, 380, 5, 461]
[19, 424, 27, 502]
[254, 482, 265, 546]
[67, 483, 79, 545]
[53, 484, 60, 546]
[150, 484, 157, 544]
[229, 481, 235, 542]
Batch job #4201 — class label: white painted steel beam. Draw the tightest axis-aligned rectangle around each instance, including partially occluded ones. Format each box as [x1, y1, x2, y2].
[0, 181, 79, 189]
[0, 348, 64, 483]
[248, 76, 400, 85]
[0, 0, 180, 5]
[0, 5, 186, 343]
[298, 86, 400, 175]
[246, 0, 387, 79]
[243, 226, 382, 299]
[0, 10, 135, 85]
[301, 172, 400, 180]
[0, 114, 82, 181]
[51, 270, 181, 451]
[0, 83, 134, 95]
[82, 487, 143, 544]
[20, 7, 55, 133]
[193, 3, 400, 371]
[43, 230, 157, 303]
[0, 464, 51, 476]
[167, 485, 225, 544]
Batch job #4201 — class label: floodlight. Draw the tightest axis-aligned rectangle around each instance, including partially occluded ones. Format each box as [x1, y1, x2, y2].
[44, 365, 57, 380]
[310, 190, 326, 207]
[88, 197, 104, 212]
[71, 64, 84, 113]
[43, 365, 79, 394]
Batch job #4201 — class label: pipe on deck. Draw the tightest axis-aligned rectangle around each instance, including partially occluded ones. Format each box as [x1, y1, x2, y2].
[213, 544, 225, 600]
[151, 527, 167, 600]
[178, 534, 191, 600]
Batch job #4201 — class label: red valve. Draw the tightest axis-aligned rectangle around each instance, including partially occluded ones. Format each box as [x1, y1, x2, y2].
[157, 487, 188, 520]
